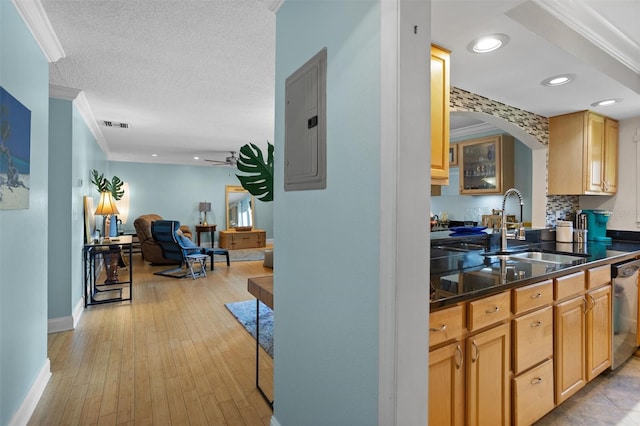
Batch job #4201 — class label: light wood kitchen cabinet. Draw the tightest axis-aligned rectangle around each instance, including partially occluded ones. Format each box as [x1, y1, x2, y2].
[548, 110, 618, 195]
[429, 304, 465, 347]
[458, 134, 514, 195]
[430, 44, 450, 186]
[512, 306, 553, 375]
[512, 359, 555, 426]
[466, 322, 511, 426]
[429, 341, 465, 426]
[586, 284, 612, 380]
[554, 294, 586, 404]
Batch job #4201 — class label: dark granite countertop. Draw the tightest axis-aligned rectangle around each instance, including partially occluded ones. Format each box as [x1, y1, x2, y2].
[429, 229, 640, 311]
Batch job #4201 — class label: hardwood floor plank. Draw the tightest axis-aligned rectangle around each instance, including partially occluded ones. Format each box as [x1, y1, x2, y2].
[30, 255, 272, 425]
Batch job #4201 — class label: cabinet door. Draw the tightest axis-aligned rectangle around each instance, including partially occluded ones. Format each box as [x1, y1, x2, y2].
[459, 135, 514, 195]
[466, 322, 510, 426]
[512, 306, 553, 375]
[586, 112, 605, 193]
[429, 341, 465, 426]
[554, 295, 586, 404]
[512, 359, 555, 426]
[586, 285, 612, 380]
[430, 44, 450, 185]
[603, 118, 618, 193]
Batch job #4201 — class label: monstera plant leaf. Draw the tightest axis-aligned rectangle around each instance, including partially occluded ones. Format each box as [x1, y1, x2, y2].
[90, 169, 125, 200]
[236, 142, 274, 202]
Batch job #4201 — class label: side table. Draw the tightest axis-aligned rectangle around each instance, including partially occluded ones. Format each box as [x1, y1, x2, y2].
[83, 235, 133, 307]
[195, 224, 217, 246]
[247, 275, 274, 408]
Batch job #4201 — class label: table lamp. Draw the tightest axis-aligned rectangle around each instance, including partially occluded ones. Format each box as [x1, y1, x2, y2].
[95, 191, 120, 239]
[199, 201, 211, 225]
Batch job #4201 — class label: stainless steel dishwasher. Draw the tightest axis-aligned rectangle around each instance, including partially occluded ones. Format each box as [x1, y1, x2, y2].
[611, 258, 640, 369]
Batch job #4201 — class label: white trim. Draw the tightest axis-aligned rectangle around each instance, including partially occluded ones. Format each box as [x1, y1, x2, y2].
[270, 416, 282, 426]
[49, 84, 81, 101]
[379, 0, 399, 423]
[11, 0, 65, 62]
[47, 315, 73, 334]
[73, 297, 85, 328]
[8, 359, 51, 426]
[635, 128, 640, 225]
[534, 0, 640, 74]
[73, 91, 110, 156]
[450, 122, 497, 139]
[261, 0, 285, 13]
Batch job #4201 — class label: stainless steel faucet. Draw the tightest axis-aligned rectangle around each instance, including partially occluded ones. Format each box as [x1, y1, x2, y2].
[500, 188, 526, 252]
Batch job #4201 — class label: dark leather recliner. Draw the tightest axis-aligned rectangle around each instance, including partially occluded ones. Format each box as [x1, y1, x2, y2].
[134, 214, 193, 264]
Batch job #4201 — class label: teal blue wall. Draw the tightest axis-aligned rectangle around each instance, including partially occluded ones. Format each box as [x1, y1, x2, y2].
[108, 161, 273, 245]
[274, 1, 381, 424]
[48, 98, 106, 321]
[0, 2, 50, 423]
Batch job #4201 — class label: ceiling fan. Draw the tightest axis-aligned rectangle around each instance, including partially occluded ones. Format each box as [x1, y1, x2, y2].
[204, 151, 238, 166]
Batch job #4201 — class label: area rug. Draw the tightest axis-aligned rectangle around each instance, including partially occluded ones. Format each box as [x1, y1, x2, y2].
[224, 300, 273, 357]
[213, 247, 268, 262]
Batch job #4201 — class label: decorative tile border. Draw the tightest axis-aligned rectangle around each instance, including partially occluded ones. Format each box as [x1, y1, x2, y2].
[450, 86, 577, 224]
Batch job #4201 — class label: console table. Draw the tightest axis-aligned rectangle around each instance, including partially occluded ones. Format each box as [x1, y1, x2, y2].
[219, 229, 266, 249]
[83, 236, 133, 307]
[195, 224, 216, 246]
[247, 275, 274, 408]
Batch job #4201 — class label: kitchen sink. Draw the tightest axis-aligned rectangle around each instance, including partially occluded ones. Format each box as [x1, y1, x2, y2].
[485, 250, 588, 265]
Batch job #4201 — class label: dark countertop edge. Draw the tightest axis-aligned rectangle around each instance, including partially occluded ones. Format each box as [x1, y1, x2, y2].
[429, 244, 640, 312]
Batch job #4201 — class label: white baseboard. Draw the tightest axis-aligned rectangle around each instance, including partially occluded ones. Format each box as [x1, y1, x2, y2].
[48, 297, 84, 333]
[270, 415, 281, 426]
[9, 358, 51, 426]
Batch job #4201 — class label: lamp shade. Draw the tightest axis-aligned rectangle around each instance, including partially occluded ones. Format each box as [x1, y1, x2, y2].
[199, 202, 211, 213]
[95, 191, 120, 216]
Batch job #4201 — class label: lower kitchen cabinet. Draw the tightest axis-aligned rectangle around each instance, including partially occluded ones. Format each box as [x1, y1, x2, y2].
[512, 359, 555, 425]
[466, 322, 511, 426]
[554, 294, 587, 404]
[586, 285, 612, 380]
[429, 341, 465, 426]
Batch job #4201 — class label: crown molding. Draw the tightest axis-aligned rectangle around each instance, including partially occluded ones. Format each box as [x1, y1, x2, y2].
[261, 0, 285, 13]
[74, 92, 110, 156]
[450, 122, 497, 139]
[12, 0, 65, 62]
[49, 84, 81, 101]
[534, 0, 640, 74]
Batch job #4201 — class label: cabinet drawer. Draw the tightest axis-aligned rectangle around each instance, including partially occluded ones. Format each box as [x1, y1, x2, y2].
[468, 292, 510, 332]
[429, 304, 465, 347]
[554, 271, 585, 301]
[587, 264, 611, 289]
[512, 359, 555, 426]
[512, 280, 553, 314]
[512, 306, 553, 375]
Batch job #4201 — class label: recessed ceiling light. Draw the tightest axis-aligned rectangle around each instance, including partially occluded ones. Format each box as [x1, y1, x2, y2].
[468, 34, 509, 54]
[541, 74, 576, 87]
[590, 98, 622, 107]
[151, 153, 158, 157]
[193, 156, 200, 160]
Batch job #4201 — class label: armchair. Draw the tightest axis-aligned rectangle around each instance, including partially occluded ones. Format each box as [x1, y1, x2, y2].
[134, 214, 192, 264]
[151, 220, 209, 279]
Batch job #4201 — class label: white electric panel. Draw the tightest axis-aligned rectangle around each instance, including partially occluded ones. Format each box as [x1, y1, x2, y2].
[285, 48, 327, 191]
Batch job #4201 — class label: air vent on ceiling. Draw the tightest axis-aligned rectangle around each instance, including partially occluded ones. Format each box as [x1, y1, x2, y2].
[103, 120, 130, 129]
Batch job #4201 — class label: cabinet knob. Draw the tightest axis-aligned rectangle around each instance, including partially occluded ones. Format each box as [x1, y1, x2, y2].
[530, 377, 543, 385]
[429, 324, 447, 332]
[485, 306, 500, 314]
[531, 320, 542, 327]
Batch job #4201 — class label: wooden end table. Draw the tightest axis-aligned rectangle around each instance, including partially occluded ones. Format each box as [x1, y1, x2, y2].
[247, 275, 274, 408]
[195, 224, 216, 246]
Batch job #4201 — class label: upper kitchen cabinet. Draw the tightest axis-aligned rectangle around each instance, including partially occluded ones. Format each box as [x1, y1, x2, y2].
[459, 134, 515, 195]
[431, 44, 450, 186]
[548, 110, 618, 195]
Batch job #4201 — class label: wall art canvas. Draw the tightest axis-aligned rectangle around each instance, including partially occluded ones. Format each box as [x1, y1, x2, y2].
[0, 86, 31, 210]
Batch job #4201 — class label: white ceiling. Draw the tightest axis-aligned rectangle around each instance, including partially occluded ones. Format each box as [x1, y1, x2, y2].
[36, 0, 640, 167]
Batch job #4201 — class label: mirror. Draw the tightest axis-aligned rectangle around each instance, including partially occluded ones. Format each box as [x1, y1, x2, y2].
[226, 185, 255, 230]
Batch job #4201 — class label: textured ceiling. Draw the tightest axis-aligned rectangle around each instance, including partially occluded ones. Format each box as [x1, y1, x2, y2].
[40, 0, 640, 167]
[43, 0, 275, 166]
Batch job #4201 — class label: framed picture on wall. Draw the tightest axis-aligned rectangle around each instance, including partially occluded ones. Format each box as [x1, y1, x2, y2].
[449, 145, 458, 167]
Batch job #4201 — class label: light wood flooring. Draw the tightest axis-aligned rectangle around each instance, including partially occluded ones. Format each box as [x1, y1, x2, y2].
[29, 255, 274, 425]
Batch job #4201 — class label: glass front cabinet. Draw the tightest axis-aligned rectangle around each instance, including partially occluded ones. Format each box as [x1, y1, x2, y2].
[458, 134, 514, 195]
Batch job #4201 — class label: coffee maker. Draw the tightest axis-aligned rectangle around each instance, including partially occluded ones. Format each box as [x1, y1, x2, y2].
[581, 209, 611, 243]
